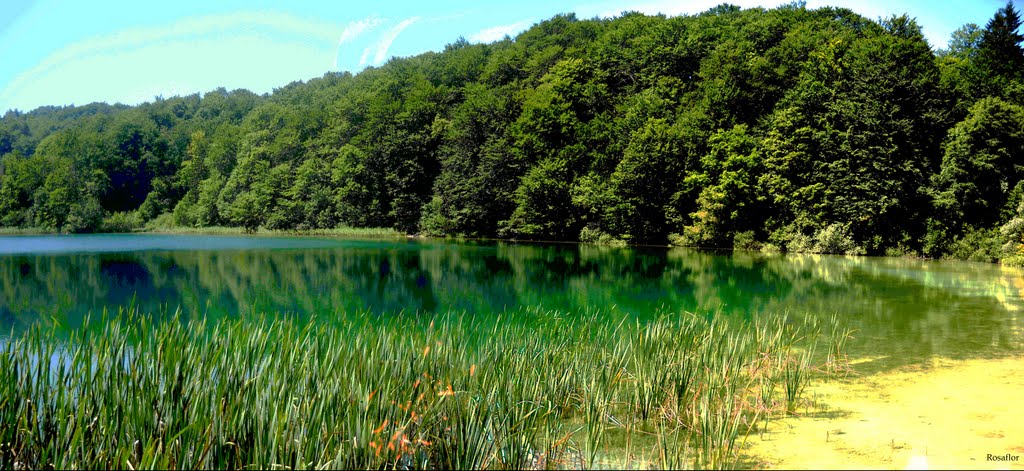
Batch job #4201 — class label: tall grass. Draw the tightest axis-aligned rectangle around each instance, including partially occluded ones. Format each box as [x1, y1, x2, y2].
[0, 306, 845, 470]
[143, 225, 403, 238]
[0, 227, 52, 235]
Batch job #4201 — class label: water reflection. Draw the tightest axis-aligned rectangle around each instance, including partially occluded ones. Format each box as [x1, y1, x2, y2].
[1, 235, 1022, 370]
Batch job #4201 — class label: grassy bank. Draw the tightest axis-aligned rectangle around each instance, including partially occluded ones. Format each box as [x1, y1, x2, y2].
[0, 308, 848, 470]
[0, 227, 54, 235]
[142, 225, 404, 238]
[0, 224, 403, 238]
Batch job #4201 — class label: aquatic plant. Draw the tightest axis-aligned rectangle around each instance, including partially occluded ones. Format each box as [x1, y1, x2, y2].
[0, 305, 842, 470]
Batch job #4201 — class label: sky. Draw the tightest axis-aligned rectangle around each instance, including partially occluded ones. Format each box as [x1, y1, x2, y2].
[0, 0, 1010, 114]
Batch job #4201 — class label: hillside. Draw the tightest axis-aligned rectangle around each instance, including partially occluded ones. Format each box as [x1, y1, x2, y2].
[2, 2, 1024, 261]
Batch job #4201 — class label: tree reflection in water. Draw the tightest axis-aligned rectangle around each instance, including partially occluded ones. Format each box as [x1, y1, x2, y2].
[1, 236, 1022, 372]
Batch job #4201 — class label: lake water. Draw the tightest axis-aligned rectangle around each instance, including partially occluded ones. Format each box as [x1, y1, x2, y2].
[1, 234, 1022, 372]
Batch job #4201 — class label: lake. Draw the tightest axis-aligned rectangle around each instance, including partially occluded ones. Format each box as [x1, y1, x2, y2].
[1, 234, 1022, 372]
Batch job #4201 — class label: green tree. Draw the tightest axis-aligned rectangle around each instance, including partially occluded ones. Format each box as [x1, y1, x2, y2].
[284, 156, 337, 229]
[331, 144, 378, 227]
[421, 83, 517, 237]
[30, 161, 107, 232]
[0, 154, 47, 226]
[172, 130, 209, 227]
[760, 18, 940, 253]
[681, 125, 763, 247]
[929, 97, 1024, 255]
[1000, 194, 1024, 265]
[500, 149, 581, 239]
[217, 155, 272, 232]
[979, 1, 1024, 81]
[605, 118, 685, 243]
[944, 23, 984, 59]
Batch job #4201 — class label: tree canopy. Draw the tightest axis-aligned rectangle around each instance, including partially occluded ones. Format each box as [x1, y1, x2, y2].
[2, 3, 1024, 263]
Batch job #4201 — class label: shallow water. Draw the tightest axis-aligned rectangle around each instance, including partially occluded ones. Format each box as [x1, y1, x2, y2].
[1, 234, 1022, 371]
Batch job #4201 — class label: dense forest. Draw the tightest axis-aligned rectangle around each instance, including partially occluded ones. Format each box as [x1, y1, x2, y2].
[2, 2, 1024, 262]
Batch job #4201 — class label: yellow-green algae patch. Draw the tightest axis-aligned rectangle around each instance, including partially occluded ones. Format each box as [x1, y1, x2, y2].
[742, 356, 1024, 470]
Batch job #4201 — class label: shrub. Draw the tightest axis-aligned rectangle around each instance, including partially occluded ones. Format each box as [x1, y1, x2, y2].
[771, 224, 864, 255]
[883, 244, 919, 258]
[785, 231, 815, 254]
[144, 212, 176, 231]
[732, 230, 761, 251]
[579, 226, 627, 246]
[667, 232, 687, 247]
[419, 196, 458, 237]
[1000, 196, 1024, 266]
[812, 224, 865, 256]
[947, 227, 1001, 262]
[101, 211, 142, 233]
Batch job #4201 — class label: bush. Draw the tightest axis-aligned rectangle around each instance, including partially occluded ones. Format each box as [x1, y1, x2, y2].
[419, 196, 458, 237]
[144, 212, 176, 231]
[667, 232, 688, 247]
[813, 224, 865, 256]
[921, 218, 950, 258]
[101, 211, 142, 233]
[1000, 196, 1024, 266]
[946, 227, 1001, 263]
[1002, 255, 1024, 267]
[785, 232, 815, 254]
[579, 226, 627, 246]
[771, 224, 864, 255]
[732, 230, 761, 251]
[883, 244, 919, 258]
[64, 198, 105, 233]
[172, 198, 197, 227]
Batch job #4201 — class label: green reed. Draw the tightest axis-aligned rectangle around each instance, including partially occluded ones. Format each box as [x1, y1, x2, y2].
[0, 305, 843, 470]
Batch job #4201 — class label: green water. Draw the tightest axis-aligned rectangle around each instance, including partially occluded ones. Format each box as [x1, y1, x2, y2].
[1, 234, 1022, 371]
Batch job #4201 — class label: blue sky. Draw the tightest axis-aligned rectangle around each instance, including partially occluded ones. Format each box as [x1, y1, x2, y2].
[0, 0, 1009, 113]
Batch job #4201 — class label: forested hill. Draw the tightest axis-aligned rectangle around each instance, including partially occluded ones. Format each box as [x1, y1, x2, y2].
[3, 3, 1024, 262]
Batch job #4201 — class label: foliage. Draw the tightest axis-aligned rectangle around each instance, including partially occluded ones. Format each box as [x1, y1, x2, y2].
[732, 230, 760, 251]
[929, 97, 1024, 256]
[946, 227, 1002, 262]
[979, 1, 1024, 81]
[811, 223, 866, 256]
[578, 226, 627, 246]
[144, 212, 176, 231]
[0, 306, 843, 470]
[0, 3, 1022, 261]
[1000, 195, 1024, 266]
[101, 211, 142, 233]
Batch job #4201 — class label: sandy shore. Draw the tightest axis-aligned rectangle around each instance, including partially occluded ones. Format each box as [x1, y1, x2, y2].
[742, 355, 1024, 470]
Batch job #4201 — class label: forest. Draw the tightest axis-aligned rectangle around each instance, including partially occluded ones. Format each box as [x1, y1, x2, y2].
[2, 2, 1024, 263]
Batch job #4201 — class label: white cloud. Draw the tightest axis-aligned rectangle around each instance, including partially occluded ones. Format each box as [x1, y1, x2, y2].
[468, 20, 532, 43]
[333, 17, 383, 69]
[359, 46, 374, 68]
[368, 17, 421, 66]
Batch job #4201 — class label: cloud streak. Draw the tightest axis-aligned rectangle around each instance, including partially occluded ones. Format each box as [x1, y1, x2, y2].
[468, 20, 532, 43]
[334, 17, 383, 69]
[361, 17, 421, 67]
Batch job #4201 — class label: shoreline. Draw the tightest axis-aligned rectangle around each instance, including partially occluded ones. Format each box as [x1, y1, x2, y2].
[742, 355, 1024, 470]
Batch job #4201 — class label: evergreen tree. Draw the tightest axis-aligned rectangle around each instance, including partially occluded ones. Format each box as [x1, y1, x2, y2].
[979, 1, 1024, 80]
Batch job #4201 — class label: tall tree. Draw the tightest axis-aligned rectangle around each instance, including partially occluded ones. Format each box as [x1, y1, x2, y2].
[979, 1, 1024, 80]
[929, 96, 1024, 254]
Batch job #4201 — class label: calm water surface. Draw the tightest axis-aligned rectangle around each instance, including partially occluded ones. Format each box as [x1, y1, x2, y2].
[1, 234, 1022, 372]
